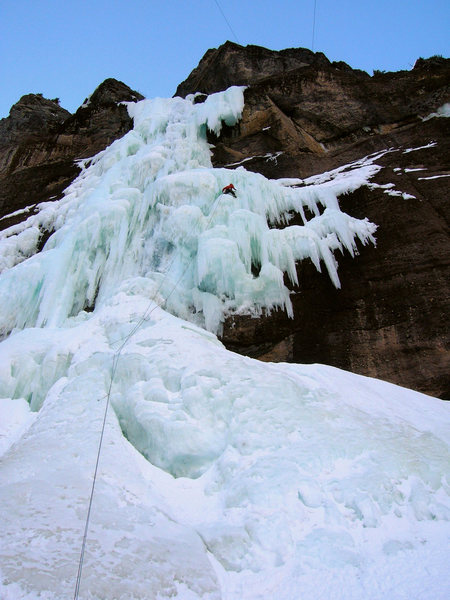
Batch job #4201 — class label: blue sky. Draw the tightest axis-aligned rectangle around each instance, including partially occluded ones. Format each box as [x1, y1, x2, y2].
[1, 0, 449, 118]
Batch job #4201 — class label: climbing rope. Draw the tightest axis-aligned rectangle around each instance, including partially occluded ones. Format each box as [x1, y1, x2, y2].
[73, 186, 229, 599]
[312, 0, 317, 52]
[73, 356, 118, 600]
[213, 0, 241, 44]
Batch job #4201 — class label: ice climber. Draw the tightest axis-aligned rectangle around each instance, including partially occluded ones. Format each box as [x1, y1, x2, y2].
[222, 183, 237, 198]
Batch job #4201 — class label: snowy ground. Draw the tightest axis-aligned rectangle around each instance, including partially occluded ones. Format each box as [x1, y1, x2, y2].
[0, 89, 449, 599]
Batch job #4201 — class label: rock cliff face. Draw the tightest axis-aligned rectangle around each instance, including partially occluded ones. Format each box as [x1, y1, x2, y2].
[0, 78, 143, 231]
[0, 45, 448, 398]
[177, 42, 450, 399]
[177, 42, 449, 178]
[175, 43, 334, 98]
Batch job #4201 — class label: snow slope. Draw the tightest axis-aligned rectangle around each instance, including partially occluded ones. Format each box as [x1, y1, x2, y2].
[0, 88, 449, 600]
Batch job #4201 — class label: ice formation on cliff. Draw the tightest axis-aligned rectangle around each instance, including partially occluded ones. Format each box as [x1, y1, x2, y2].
[0, 87, 449, 600]
[0, 86, 377, 335]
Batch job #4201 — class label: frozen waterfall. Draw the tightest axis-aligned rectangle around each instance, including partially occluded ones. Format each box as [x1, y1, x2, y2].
[0, 87, 449, 600]
[0, 86, 376, 336]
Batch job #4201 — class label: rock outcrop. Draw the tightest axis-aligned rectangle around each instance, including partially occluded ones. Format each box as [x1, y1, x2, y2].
[177, 42, 449, 179]
[175, 42, 335, 98]
[0, 78, 143, 231]
[0, 45, 448, 398]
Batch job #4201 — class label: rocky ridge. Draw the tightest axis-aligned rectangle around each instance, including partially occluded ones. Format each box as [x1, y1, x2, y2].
[0, 44, 448, 398]
[0, 78, 143, 231]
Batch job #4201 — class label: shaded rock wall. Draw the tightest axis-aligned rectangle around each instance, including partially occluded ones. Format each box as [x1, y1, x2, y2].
[178, 43, 450, 398]
[0, 79, 143, 231]
[223, 120, 449, 399]
[175, 41, 336, 98]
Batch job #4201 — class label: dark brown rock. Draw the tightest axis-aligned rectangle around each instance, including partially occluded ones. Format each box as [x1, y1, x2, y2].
[203, 49, 449, 180]
[0, 78, 143, 230]
[175, 41, 334, 98]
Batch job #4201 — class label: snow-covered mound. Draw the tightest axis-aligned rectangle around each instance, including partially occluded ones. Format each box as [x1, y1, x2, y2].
[0, 88, 449, 600]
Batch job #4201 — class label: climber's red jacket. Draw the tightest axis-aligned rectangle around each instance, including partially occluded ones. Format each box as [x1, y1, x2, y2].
[222, 183, 236, 193]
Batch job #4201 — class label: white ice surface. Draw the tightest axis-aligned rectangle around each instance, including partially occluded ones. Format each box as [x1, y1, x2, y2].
[0, 88, 449, 600]
[422, 103, 450, 121]
[0, 204, 36, 223]
[403, 141, 437, 153]
[418, 174, 450, 180]
[225, 151, 283, 167]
